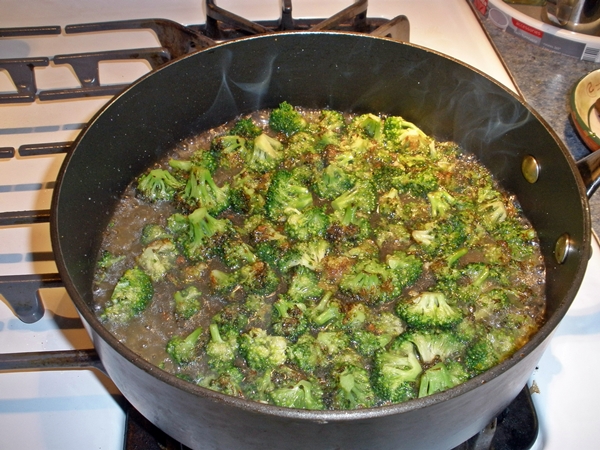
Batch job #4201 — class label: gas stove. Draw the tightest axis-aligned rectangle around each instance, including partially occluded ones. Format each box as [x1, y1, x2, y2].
[1, 1, 599, 449]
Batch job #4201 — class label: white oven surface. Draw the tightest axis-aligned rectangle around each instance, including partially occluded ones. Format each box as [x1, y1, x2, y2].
[0, 1, 596, 449]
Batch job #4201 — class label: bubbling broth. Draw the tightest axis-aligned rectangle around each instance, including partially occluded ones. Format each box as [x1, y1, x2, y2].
[93, 104, 546, 410]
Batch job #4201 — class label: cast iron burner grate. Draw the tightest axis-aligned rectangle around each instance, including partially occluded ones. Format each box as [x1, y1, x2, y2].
[0, 0, 408, 104]
[123, 386, 538, 450]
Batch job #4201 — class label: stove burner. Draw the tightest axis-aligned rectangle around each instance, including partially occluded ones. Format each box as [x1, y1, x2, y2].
[0, 0, 409, 104]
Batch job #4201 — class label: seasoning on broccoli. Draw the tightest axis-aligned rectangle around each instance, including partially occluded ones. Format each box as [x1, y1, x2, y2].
[101, 267, 154, 323]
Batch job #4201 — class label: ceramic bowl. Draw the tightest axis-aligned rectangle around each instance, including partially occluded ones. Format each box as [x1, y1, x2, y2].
[570, 69, 600, 152]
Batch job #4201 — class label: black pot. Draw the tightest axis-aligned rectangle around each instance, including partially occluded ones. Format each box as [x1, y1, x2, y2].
[49, 32, 596, 449]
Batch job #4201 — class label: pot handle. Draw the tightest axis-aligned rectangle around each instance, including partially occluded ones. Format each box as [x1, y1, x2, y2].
[576, 149, 600, 198]
[0, 349, 106, 375]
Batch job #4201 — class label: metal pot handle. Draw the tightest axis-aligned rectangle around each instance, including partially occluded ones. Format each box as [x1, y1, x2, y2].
[576, 148, 600, 198]
[0, 349, 106, 375]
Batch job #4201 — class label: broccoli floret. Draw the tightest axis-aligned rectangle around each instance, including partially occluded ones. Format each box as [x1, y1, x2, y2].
[339, 259, 402, 304]
[230, 117, 263, 139]
[308, 291, 343, 327]
[269, 101, 308, 136]
[237, 261, 280, 296]
[211, 302, 251, 337]
[101, 267, 154, 323]
[342, 302, 370, 330]
[166, 212, 189, 237]
[427, 189, 456, 218]
[350, 311, 404, 356]
[278, 239, 330, 273]
[396, 292, 462, 329]
[287, 333, 324, 373]
[347, 113, 382, 141]
[382, 116, 429, 152]
[315, 164, 355, 200]
[269, 378, 325, 410]
[140, 223, 171, 246]
[246, 133, 284, 173]
[166, 327, 203, 365]
[181, 208, 232, 262]
[286, 266, 324, 303]
[391, 164, 439, 196]
[205, 323, 239, 370]
[200, 366, 245, 397]
[209, 269, 240, 297]
[229, 169, 270, 215]
[385, 250, 423, 291]
[136, 168, 184, 202]
[316, 330, 350, 358]
[331, 364, 376, 410]
[209, 134, 248, 170]
[464, 326, 520, 375]
[239, 327, 289, 371]
[173, 285, 202, 320]
[271, 295, 309, 341]
[135, 238, 179, 281]
[331, 180, 377, 215]
[220, 237, 257, 269]
[96, 250, 125, 281]
[179, 165, 229, 214]
[372, 341, 422, 403]
[284, 206, 329, 241]
[265, 169, 313, 222]
[418, 361, 468, 398]
[399, 329, 463, 364]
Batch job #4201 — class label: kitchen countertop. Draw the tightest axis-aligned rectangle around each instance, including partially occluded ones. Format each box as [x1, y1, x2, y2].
[474, 7, 600, 234]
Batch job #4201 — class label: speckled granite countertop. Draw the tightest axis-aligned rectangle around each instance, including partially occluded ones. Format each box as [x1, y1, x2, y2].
[475, 9, 600, 235]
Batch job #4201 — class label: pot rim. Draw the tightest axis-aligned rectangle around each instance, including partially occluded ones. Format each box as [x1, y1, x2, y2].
[51, 30, 593, 422]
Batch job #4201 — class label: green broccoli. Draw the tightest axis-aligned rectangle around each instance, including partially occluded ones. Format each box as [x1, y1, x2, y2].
[287, 333, 324, 373]
[173, 285, 202, 320]
[246, 133, 284, 173]
[140, 223, 171, 246]
[427, 189, 456, 218]
[278, 239, 330, 273]
[315, 164, 355, 200]
[101, 267, 154, 323]
[269, 378, 325, 410]
[271, 295, 309, 341]
[211, 302, 251, 337]
[228, 169, 269, 215]
[385, 250, 423, 291]
[399, 329, 463, 364]
[209, 269, 240, 296]
[382, 115, 429, 152]
[316, 330, 350, 358]
[285, 266, 324, 303]
[265, 169, 313, 222]
[229, 117, 263, 139]
[347, 113, 382, 141]
[308, 291, 343, 327]
[284, 206, 329, 241]
[418, 361, 469, 398]
[135, 238, 179, 281]
[166, 327, 203, 365]
[464, 327, 518, 375]
[205, 323, 239, 370]
[237, 261, 280, 296]
[209, 134, 247, 170]
[372, 341, 422, 403]
[239, 327, 289, 371]
[181, 207, 232, 262]
[136, 168, 184, 202]
[331, 364, 376, 410]
[220, 237, 257, 269]
[96, 250, 125, 281]
[199, 366, 245, 397]
[178, 165, 229, 214]
[339, 259, 402, 304]
[269, 101, 308, 136]
[396, 292, 462, 329]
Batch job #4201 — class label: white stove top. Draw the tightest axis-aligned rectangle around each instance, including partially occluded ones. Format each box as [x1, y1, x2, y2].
[0, 1, 597, 449]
